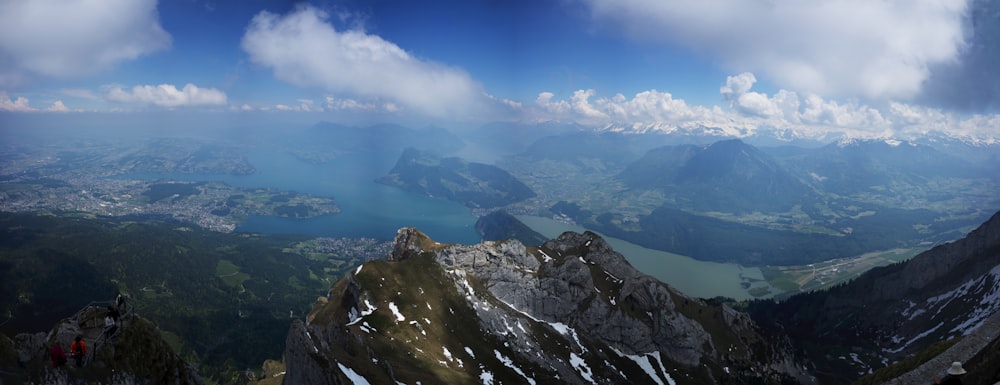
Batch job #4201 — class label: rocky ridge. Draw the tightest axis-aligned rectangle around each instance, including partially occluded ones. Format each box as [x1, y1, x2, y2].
[278, 228, 802, 384]
[0, 303, 201, 385]
[749, 210, 1000, 384]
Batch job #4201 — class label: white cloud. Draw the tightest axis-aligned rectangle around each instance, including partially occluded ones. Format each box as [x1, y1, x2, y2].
[530, 72, 1000, 142]
[0, 91, 35, 112]
[582, 0, 969, 100]
[241, 5, 491, 118]
[104, 84, 227, 107]
[46, 100, 70, 112]
[0, 92, 74, 112]
[0, 0, 170, 84]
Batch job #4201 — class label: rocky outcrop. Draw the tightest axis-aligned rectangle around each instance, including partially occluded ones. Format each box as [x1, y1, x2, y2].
[0, 305, 202, 385]
[281, 227, 798, 385]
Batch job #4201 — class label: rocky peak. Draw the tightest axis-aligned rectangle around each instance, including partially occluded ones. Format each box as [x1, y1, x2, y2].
[279, 228, 801, 384]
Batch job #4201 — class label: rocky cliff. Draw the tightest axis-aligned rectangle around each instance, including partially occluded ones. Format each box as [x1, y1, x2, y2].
[277, 228, 803, 384]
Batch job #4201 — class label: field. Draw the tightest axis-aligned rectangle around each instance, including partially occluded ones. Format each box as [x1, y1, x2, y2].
[762, 247, 924, 296]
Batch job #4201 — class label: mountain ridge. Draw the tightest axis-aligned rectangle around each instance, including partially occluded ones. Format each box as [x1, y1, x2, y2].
[276, 228, 804, 384]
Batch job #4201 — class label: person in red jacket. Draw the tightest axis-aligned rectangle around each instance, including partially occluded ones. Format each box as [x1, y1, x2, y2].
[49, 344, 66, 368]
[70, 336, 87, 367]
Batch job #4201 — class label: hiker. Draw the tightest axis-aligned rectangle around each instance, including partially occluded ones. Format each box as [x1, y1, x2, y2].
[104, 313, 118, 339]
[107, 305, 120, 323]
[70, 336, 87, 367]
[934, 361, 967, 385]
[116, 292, 127, 314]
[49, 344, 66, 368]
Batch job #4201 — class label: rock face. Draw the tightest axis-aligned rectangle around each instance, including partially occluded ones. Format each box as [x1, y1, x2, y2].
[280, 228, 799, 384]
[749, 210, 1000, 384]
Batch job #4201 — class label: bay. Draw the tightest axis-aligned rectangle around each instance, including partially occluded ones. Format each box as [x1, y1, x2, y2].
[122, 148, 481, 244]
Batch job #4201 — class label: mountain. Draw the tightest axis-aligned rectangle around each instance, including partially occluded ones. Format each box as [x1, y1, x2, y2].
[519, 131, 677, 170]
[378, 148, 536, 209]
[474, 210, 550, 246]
[296, 122, 465, 161]
[748, 210, 1000, 384]
[619, 139, 817, 213]
[463, 121, 583, 157]
[274, 228, 804, 384]
[0, 304, 201, 385]
[785, 139, 980, 196]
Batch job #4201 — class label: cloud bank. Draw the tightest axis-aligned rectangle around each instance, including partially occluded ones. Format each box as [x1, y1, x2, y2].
[532, 72, 997, 143]
[582, 0, 969, 101]
[0, 0, 170, 85]
[241, 5, 491, 119]
[104, 84, 227, 107]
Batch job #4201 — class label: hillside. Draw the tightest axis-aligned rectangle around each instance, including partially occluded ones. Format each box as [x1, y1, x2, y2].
[378, 148, 536, 209]
[0, 213, 377, 383]
[270, 228, 804, 384]
[748, 210, 1000, 384]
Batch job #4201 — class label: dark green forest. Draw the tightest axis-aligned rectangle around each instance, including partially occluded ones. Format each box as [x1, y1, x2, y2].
[0, 212, 362, 383]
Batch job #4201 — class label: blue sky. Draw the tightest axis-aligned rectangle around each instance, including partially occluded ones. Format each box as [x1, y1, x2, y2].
[1, 0, 999, 141]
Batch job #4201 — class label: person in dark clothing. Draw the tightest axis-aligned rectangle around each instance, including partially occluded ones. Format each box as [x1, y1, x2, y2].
[70, 336, 87, 367]
[49, 344, 66, 368]
[107, 306, 120, 322]
[934, 361, 967, 385]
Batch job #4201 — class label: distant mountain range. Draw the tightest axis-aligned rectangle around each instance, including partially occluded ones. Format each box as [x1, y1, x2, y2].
[619, 139, 816, 213]
[494, 132, 999, 265]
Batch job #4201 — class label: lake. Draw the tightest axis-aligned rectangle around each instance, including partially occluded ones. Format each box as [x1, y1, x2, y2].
[125, 147, 776, 299]
[516, 215, 778, 300]
[124, 147, 481, 244]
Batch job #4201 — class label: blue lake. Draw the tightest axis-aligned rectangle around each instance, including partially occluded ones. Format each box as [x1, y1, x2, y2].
[124, 148, 481, 244]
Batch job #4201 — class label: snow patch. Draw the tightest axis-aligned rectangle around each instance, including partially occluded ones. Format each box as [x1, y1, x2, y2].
[465, 347, 476, 359]
[347, 299, 377, 326]
[494, 350, 536, 385]
[355, 264, 363, 275]
[389, 302, 406, 322]
[570, 352, 596, 384]
[538, 250, 553, 263]
[612, 348, 676, 385]
[337, 362, 372, 385]
[884, 322, 944, 354]
[479, 367, 494, 385]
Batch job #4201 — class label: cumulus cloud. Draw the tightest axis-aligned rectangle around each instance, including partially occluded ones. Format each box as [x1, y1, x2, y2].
[582, 0, 969, 101]
[104, 84, 227, 107]
[0, 92, 35, 112]
[241, 5, 490, 118]
[0, 0, 170, 84]
[46, 100, 70, 112]
[529, 72, 1000, 142]
[0, 92, 73, 112]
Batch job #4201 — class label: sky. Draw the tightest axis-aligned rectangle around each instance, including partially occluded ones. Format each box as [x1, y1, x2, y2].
[1, 0, 999, 141]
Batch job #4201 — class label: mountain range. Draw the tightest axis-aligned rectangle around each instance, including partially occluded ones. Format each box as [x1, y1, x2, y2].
[263, 210, 1000, 385]
[3, 210, 999, 384]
